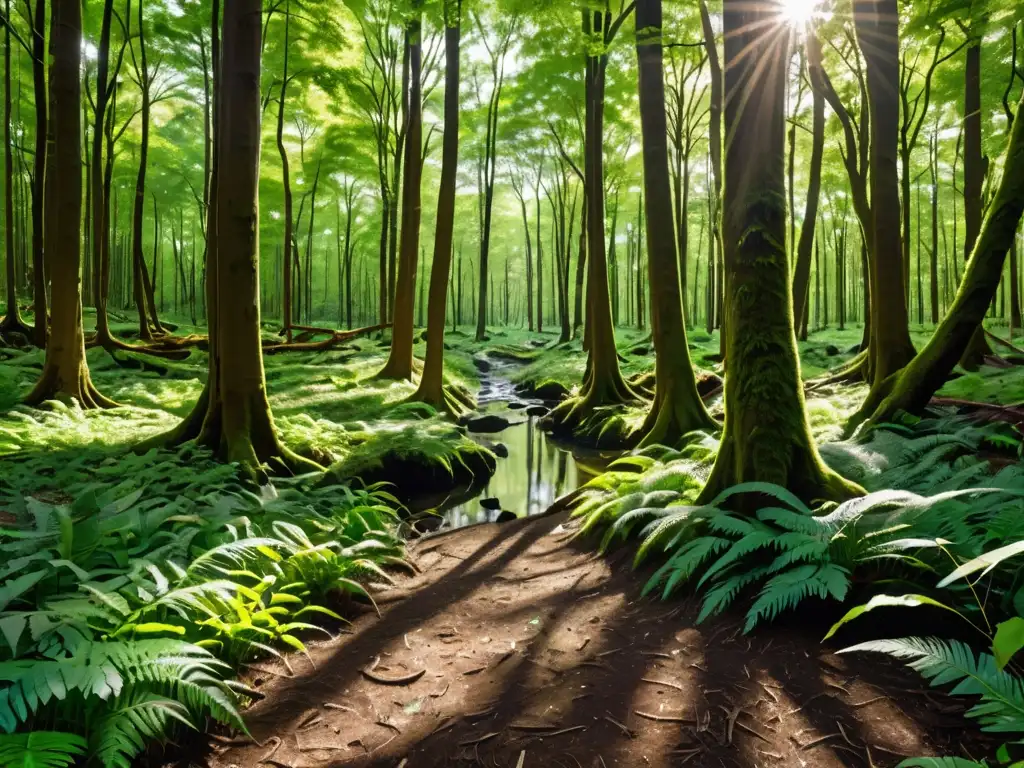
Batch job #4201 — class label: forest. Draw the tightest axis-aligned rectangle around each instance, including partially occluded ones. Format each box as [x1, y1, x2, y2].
[1, 0, 1024, 764]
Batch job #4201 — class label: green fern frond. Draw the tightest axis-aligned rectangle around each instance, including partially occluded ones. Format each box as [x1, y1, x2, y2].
[92, 691, 195, 768]
[841, 637, 1024, 735]
[745, 564, 850, 632]
[0, 732, 86, 768]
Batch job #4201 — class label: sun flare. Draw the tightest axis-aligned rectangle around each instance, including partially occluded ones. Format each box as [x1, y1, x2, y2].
[779, 0, 820, 26]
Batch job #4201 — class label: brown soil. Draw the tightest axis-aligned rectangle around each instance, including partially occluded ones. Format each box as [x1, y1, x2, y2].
[209, 512, 989, 768]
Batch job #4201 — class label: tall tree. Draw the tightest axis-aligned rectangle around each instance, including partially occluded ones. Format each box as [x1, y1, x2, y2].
[547, 3, 638, 440]
[793, 31, 826, 337]
[411, 0, 462, 411]
[473, 10, 517, 341]
[25, 0, 111, 407]
[699, 0, 858, 503]
[847, 0, 917, 423]
[865, 86, 1024, 426]
[0, 0, 30, 337]
[958, 19, 992, 368]
[379, 0, 424, 380]
[633, 0, 715, 446]
[276, 0, 297, 342]
[128, 0, 169, 341]
[155, 0, 316, 476]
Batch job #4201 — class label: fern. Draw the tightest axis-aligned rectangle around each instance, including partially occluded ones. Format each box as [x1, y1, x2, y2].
[91, 691, 195, 768]
[842, 637, 1024, 736]
[745, 564, 850, 632]
[0, 732, 86, 768]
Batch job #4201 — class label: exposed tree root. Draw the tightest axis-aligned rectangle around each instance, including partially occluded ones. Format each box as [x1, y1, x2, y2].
[806, 350, 870, 391]
[140, 384, 322, 482]
[0, 315, 34, 343]
[86, 329, 193, 360]
[24, 364, 118, 410]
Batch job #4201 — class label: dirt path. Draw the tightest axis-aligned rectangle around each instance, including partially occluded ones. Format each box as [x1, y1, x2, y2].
[210, 512, 986, 768]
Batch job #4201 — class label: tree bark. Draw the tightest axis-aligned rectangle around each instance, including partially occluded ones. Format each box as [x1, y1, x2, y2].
[850, 0, 916, 419]
[26, 0, 111, 407]
[1, 0, 29, 336]
[634, 0, 715, 446]
[959, 34, 993, 368]
[28, 0, 47, 346]
[379, 2, 423, 379]
[699, 0, 858, 504]
[277, 2, 295, 341]
[793, 32, 826, 337]
[152, 0, 315, 477]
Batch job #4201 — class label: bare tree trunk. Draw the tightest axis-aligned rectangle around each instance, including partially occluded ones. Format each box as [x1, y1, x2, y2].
[26, 0, 111, 407]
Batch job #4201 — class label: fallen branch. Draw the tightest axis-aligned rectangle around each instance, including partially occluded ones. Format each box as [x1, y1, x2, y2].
[263, 323, 390, 354]
[359, 667, 426, 686]
[986, 329, 1024, 355]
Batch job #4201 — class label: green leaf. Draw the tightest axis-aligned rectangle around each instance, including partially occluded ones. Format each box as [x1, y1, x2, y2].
[0, 571, 46, 612]
[0, 732, 86, 768]
[993, 617, 1024, 671]
[938, 541, 1024, 587]
[0, 616, 27, 655]
[823, 595, 964, 642]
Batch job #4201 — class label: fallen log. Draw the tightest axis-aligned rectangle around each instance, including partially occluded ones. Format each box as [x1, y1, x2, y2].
[263, 323, 391, 354]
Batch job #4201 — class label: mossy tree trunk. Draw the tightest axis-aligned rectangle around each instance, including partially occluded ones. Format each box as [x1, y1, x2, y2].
[411, 0, 465, 412]
[866, 87, 1024, 426]
[380, 3, 423, 380]
[698, 0, 859, 505]
[634, 0, 715, 446]
[154, 0, 316, 478]
[26, 0, 112, 408]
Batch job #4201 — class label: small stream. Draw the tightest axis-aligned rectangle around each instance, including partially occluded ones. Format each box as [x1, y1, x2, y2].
[414, 355, 609, 532]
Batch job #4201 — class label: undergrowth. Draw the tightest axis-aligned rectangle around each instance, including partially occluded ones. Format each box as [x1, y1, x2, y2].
[570, 406, 1024, 765]
[0, 444, 404, 767]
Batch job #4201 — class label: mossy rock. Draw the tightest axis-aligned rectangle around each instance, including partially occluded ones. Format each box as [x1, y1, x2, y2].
[522, 380, 570, 402]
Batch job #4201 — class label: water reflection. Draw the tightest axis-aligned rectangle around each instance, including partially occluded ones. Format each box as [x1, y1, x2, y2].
[442, 413, 587, 529]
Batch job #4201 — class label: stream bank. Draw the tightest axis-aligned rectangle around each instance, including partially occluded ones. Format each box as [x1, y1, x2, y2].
[408, 353, 614, 533]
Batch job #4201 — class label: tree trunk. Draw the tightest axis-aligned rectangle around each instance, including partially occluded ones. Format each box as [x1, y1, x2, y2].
[1, 0, 29, 336]
[867, 87, 1024, 426]
[699, 0, 858, 504]
[634, 0, 715, 446]
[21, 0, 48, 346]
[930, 130, 941, 324]
[853, 0, 916, 415]
[26, 0, 111, 407]
[960, 35, 993, 368]
[277, 2, 294, 341]
[793, 33, 826, 336]
[90, 0, 115, 343]
[379, 4, 423, 380]
[536, 175, 544, 333]
[154, 0, 315, 476]
[131, 0, 160, 341]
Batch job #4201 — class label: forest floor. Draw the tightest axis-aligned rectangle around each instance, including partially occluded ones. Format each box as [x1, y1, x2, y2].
[209, 508, 990, 768]
[5, 314, 1023, 768]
